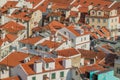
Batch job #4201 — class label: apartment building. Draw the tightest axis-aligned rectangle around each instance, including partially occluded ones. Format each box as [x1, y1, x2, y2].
[13, 58, 79, 80]
[85, 7, 119, 39]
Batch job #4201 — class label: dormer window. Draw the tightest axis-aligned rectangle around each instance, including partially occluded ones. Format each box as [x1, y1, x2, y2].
[98, 12, 101, 15]
[92, 11, 94, 15]
[64, 32, 66, 35]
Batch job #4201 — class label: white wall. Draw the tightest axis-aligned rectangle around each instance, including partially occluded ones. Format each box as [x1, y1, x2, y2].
[27, 69, 72, 80]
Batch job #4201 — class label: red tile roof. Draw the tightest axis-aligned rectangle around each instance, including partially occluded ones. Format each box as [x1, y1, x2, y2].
[21, 58, 67, 75]
[70, 11, 78, 17]
[44, 21, 65, 32]
[40, 40, 61, 49]
[72, 0, 112, 7]
[4, 34, 17, 42]
[35, 0, 49, 12]
[0, 52, 29, 67]
[57, 48, 80, 57]
[42, 58, 54, 63]
[19, 36, 42, 45]
[11, 9, 35, 21]
[0, 1, 18, 13]
[26, 0, 42, 7]
[67, 25, 90, 37]
[1, 76, 20, 80]
[91, 32, 99, 39]
[2, 21, 25, 33]
[79, 7, 88, 13]
[51, 3, 69, 10]
[32, 26, 42, 32]
[79, 64, 105, 74]
[101, 27, 110, 38]
[78, 49, 106, 60]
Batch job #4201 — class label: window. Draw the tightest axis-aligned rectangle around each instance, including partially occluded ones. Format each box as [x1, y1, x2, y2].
[115, 18, 117, 22]
[51, 73, 56, 79]
[92, 18, 94, 22]
[71, 39, 74, 43]
[92, 11, 94, 15]
[60, 71, 64, 77]
[66, 41, 68, 45]
[86, 18, 89, 24]
[22, 44, 25, 47]
[75, 71, 78, 75]
[111, 19, 113, 23]
[98, 12, 101, 15]
[30, 45, 32, 49]
[64, 32, 66, 35]
[46, 63, 49, 68]
[97, 26, 100, 29]
[81, 38, 83, 42]
[98, 19, 100, 23]
[84, 37, 86, 40]
[103, 19, 106, 23]
[117, 68, 120, 74]
[45, 48, 48, 51]
[32, 77, 36, 80]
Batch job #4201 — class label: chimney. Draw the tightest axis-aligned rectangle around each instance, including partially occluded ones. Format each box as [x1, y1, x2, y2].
[62, 58, 71, 68]
[34, 61, 42, 73]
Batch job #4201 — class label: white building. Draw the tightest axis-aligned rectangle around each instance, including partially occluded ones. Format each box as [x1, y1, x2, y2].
[13, 58, 79, 80]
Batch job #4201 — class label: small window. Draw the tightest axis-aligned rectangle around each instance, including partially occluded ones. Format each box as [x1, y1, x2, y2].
[117, 68, 120, 74]
[98, 19, 100, 23]
[98, 12, 101, 15]
[66, 41, 68, 45]
[81, 38, 83, 42]
[86, 18, 89, 24]
[64, 32, 66, 35]
[32, 77, 36, 80]
[75, 71, 78, 75]
[60, 71, 64, 77]
[103, 19, 106, 23]
[92, 18, 94, 22]
[71, 39, 74, 43]
[22, 44, 25, 47]
[45, 48, 48, 51]
[51, 73, 56, 79]
[115, 18, 117, 22]
[84, 37, 86, 40]
[111, 19, 113, 23]
[46, 63, 49, 68]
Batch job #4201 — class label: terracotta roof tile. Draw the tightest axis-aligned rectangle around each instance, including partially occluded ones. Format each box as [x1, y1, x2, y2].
[0, 1, 18, 13]
[26, 0, 43, 7]
[40, 40, 61, 49]
[42, 58, 54, 63]
[2, 21, 25, 33]
[79, 64, 105, 74]
[21, 58, 66, 75]
[1, 76, 20, 80]
[0, 51, 29, 67]
[20, 36, 42, 45]
[57, 48, 80, 57]
[78, 49, 106, 60]
[35, 0, 49, 12]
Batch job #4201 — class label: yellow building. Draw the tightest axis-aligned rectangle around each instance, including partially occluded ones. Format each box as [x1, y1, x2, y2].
[85, 7, 119, 39]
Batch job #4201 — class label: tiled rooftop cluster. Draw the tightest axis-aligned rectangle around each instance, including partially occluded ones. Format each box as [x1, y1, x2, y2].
[0, 0, 120, 80]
